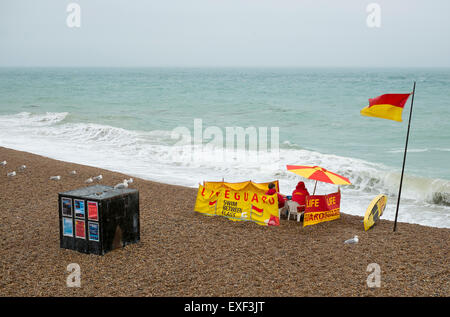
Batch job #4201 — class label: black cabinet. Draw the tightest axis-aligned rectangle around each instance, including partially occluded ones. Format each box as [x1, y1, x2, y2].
[58, 185, 140, 255]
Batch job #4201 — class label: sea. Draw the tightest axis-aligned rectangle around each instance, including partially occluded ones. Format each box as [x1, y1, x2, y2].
[0, 67, 449, 228]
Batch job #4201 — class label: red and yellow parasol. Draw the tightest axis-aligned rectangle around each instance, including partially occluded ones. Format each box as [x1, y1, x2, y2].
[286, 165, 351, 194]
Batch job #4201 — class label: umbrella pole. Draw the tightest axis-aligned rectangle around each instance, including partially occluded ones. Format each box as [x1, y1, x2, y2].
[313, 180, 317, 195]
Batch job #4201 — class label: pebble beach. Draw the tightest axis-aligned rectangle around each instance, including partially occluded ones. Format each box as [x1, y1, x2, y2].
[0, 146, 448, 297]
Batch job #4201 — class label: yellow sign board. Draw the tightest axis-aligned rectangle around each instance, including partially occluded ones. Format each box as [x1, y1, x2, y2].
[194, 181, 280, 226]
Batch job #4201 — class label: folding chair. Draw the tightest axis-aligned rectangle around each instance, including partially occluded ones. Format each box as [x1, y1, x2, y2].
[287, 201, 305, 222]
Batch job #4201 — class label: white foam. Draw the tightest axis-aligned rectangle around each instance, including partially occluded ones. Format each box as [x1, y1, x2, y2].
[388, 148, 429, 153]
[0, 112, 68, 127]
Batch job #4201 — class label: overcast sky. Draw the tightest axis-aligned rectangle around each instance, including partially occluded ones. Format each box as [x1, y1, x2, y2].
[1, 0, 449, 67]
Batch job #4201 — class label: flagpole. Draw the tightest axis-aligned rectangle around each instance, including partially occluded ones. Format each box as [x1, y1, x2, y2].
[393, 81, 416, 232]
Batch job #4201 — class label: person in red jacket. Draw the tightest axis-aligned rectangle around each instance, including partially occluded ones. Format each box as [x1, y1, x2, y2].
[266, 182, 287, 217]
[291, 181, 310, 212]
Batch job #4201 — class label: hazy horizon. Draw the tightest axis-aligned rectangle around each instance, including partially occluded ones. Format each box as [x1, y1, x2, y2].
[2, 66, 450, 69]
[1, 0, 450, 68]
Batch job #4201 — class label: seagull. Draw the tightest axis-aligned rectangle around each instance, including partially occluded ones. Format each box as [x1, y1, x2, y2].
[126, 178, 134, 184]
[18, 165, 26, 171]
[114, 180, 129, 189]
[69, 170, 77, 175]
[50, 175, 61, 180]
[0, 161, 7, 167]
[344, 235, 359, 244]
[93, 174, 103, 181]
[7, 171, 16, 177]
[85, 177, 93, 183]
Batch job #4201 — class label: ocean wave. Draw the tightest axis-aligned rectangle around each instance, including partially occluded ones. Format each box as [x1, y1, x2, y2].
[433, 148, 450, 152]
[388, 148, 429, 153]
[432, 192, 450, 206]
[0, 111, 68, 127]
[280, 140, 304, 150]
[0, 111, 449, 219]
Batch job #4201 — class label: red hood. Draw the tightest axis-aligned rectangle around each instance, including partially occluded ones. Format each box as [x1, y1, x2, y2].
[296, 182, 306, 190]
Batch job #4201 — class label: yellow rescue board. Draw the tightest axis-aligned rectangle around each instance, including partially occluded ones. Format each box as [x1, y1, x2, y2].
[364, 194, 387, 231]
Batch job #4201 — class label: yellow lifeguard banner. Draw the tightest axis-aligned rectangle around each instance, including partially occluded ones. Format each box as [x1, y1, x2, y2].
[195, 181, 280, 226]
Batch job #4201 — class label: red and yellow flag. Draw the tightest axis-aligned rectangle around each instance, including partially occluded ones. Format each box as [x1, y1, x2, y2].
[361, 93, 411, 122]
